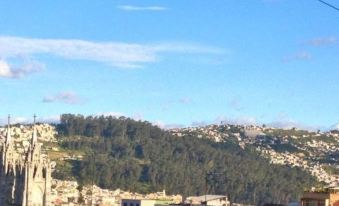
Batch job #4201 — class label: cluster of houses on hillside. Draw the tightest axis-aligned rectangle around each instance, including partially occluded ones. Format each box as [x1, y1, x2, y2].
[51, 179, 182, 206]
[170, 124, 339, 185]
[0, 123, 57, 143]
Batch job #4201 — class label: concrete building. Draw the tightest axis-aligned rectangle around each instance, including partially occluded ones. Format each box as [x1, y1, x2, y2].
[0, 115, 52, 206]
[301, 186, 339, 206]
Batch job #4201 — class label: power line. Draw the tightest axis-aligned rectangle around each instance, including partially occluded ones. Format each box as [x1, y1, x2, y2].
[318, 0, 339, 12]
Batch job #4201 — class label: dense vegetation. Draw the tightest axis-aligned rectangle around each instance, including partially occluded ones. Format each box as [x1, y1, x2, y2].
[55, 114, 317, 205]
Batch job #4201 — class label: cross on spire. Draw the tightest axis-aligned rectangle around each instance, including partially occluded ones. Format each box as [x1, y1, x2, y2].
[34, 114, 37, 125]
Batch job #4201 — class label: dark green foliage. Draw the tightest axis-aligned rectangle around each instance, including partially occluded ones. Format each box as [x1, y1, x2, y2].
[56, 114, 317, 205]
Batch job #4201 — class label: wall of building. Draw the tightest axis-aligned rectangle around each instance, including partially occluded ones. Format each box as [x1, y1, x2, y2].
[207, 198, 229, 206]
[329, 193, 339, 206]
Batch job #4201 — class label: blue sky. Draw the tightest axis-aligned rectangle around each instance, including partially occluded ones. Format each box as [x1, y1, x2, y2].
[0, 0, 338, 130]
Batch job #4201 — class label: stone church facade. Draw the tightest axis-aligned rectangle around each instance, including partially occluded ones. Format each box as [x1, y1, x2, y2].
[0, 116, 52, 206]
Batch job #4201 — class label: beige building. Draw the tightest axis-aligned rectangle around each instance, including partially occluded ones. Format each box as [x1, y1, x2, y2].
[301, 186, 339, 206]
[0, 116, 52, 206]
[121, 199, 174, 206]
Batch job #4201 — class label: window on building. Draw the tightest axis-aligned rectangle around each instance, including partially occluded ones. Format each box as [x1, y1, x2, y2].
[124, 202, 128, 206]
[302, 199, 325, 206]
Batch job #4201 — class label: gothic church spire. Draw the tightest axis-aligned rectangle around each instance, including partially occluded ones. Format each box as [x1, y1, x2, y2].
[5, 114, 11, 145]
[31, 114, 38, 146]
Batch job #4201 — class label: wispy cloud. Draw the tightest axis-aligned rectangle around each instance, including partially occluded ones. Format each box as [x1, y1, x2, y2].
[216, 115, 257, 126]
[152, 120, 185, 130]
[0, 36, 224, 69]
[96, 112, 124, 118]
[228, 97, 243, 111]
[330, 123, 339, 131]
[179, 97, 192, 104]
[282, 51, 312, 62]
[306, 36, 337, 46]
[118, 5, 167, 11]
[0, 116, 28, 125]
[266, 119, 321, 131]
[96, 111, 144, 121]
[266, 113, 322, 131]
[0, 59, 43, 79]
[42, 91, 84, 105]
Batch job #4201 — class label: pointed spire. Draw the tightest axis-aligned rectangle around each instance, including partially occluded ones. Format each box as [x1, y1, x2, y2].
[6, 114, 12, 145]
[31, 114, 38, 146]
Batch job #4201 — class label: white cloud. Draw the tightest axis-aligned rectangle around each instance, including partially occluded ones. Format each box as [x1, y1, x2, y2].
[330, 123, 339, 131]
[191, 121, 209, 127]
[152, 120, 166, 129]
[118, 5, 167, 11]
[265, 113, 322, 131]
[307, 36, 337, 46]
[0, 59, 42, 78]
[179, 97, 192, 104]
[38, 115, 60, 124]
[96, 112, 124, 118]
[96, 112, 144, 121]
[132, 113, 144, 121]
[43, 91, 84, 105]
[152, 120, 184, 130]
[267, 120, 322, 131]
[283, 51, 312, 62]
[267, 119, 300, 129]
[0, 60, 12, 78]
[0, 36, 224, 69]
[228, 97, 242, 111]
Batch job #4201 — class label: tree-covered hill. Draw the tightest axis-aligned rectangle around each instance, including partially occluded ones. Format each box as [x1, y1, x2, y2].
[54, 114, 317, 205]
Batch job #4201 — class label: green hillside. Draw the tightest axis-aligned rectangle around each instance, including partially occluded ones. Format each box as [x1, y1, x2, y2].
[53, 114, 317, 205]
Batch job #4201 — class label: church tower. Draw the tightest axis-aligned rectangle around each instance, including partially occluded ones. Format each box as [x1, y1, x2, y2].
[23, 115, 52, 206]
[0, 115, 52, 206]
[0, 115, 20, 205]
